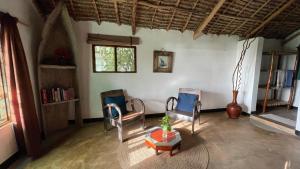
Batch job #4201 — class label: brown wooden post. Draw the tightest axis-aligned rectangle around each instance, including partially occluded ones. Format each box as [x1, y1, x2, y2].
[263, 51, 275, 113]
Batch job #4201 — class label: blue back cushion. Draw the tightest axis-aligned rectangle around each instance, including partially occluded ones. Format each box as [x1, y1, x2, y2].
[104, 96, 127, 117]
[176, 93, 198, 113]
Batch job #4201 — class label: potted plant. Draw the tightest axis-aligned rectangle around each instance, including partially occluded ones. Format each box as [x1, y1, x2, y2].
[161, 115, 171, 138]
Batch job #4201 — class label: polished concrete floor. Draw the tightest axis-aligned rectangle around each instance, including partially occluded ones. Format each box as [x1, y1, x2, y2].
[15, 112, 300, 169]
[256, 106, 297, 121]
[258, 107, 297, 128]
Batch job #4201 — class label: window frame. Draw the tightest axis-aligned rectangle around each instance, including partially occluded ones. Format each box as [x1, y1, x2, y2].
[0, 49, 11, 127]
[92, 44, 137, 73]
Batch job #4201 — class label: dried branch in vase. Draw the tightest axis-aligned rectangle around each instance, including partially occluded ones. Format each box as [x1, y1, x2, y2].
[232, 38, 256, 91]
[227, 37, 256, 119]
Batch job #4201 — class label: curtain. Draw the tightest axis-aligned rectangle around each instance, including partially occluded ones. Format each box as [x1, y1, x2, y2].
[0, 13, 41, 157]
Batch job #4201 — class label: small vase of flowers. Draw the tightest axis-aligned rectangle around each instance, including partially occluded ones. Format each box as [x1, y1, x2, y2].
[161, 115, 171, 139]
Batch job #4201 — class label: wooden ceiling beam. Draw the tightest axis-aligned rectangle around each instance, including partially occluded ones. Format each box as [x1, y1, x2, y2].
[217, 14, 262, 23]
[193, 0, 226, 39]
[150, 0, 161, 29]
[182, 0, 199, 32]
[92, 0, 101, 25]
[212, 0, 235, 34]
[113, 0, 121, 25]
[246, 0, 295, 38]
[131, 0, 138, 35]
[263, 4, 297, 38]
[218, 0, 251, 34]
[137, 1, 193, 14]
[230, 0, 271, 35]
[166, 0, 181, 31]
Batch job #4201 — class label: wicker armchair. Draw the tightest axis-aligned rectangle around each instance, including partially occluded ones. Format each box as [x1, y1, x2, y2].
[101, 89, 145, 142]
[166, 88, 202, 134]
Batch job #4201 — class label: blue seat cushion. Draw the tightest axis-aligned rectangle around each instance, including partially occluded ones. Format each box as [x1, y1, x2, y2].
[104, 96, 128, 118]
[176, 93, 198, 113]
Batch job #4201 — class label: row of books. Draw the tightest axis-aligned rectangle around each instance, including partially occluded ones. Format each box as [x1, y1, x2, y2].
[41, 87, 75, 104]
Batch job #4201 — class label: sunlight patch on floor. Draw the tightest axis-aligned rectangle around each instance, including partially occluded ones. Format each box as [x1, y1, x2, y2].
[127, 127, 144, 135]
[128, 146, 154, 166]
[171, 120, 211, 131]
[127, 135, 145, 149]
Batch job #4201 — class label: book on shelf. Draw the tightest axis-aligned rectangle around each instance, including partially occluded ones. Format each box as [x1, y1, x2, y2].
[41, 87, 76, 104]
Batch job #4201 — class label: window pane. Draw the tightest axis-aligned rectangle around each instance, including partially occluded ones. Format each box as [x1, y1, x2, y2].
[94, 46, 115, 72]
[0, 46, 9, 125]
[117, 47, 135, 72]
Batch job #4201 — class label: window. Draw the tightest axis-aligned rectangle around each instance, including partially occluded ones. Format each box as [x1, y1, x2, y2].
[93, 45, 136, 73]
[0, 44, 10, 126]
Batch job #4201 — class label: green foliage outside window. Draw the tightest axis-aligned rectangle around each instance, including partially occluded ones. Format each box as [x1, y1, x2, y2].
[94, 45, 136, 72]
[117, 47, 135, 72]
[95, 46, 115, 71]
[0, 49, 10, 126]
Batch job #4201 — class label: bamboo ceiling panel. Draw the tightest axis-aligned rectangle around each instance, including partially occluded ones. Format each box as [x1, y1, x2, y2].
[34, 0, 300, 39]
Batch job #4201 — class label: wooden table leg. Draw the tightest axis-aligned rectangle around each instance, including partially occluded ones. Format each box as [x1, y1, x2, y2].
[155, 149, 158, 155]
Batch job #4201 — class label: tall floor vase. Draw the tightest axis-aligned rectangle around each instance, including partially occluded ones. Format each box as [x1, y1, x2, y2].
[226, 90, 242, 119]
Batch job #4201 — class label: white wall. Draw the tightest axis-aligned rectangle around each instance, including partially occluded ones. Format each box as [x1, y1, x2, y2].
[72, 21, 239, 118]
[237, 37, 264, 114]
[0, 0, 43, 163]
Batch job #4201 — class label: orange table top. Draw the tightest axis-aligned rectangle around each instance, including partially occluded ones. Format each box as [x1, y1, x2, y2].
[150, 128, 176, 143]
[145, 127, 181, 147]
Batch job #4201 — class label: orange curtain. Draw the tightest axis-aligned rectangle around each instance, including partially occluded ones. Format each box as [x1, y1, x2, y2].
[0, 13, 41, 157]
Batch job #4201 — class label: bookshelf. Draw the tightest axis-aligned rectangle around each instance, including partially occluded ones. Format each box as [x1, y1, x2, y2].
[37, 9, 82, 142]
[42, 99, 79, 106]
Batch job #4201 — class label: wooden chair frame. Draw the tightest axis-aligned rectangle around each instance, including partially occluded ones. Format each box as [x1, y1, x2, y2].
[101, 89, 145, 142]
[166, 88, 202, 134]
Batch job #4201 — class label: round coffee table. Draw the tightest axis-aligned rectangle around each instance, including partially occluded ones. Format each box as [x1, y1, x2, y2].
[145, 126, 182, 156]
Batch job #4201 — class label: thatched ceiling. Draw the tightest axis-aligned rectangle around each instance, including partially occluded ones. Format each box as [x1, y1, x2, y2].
[34, 0, 300, 39]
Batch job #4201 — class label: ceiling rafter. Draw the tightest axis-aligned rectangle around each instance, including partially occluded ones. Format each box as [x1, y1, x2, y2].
[218, 0, 251, 34]
[113, 0, 121, 25]
[217, 14, 262, 23]
[264, 4, 297, 38]
[193, 0, 226, 39]
[182, 0, 199, 32]
[34, 0, 300, 39]
[131, 0, 138, 35]
[243, 0, 287, 37]
[150, 0, 161, 29]
[230, 0, 271, 35]
[209, 0, 235, 34]
[246, 0, 295, 38]
[166, 0, 181, 31]
[92, 0, 101, 25]
[137, 1, 193, 14]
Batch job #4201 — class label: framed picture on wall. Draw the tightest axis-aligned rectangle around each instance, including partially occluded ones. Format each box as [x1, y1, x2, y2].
[153, 50, 174, 73]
